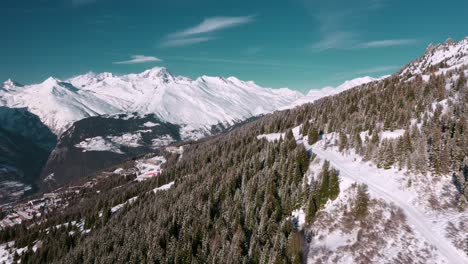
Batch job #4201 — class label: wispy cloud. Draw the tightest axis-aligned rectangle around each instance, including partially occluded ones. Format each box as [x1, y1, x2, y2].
[355, 65, 399, 74]
[306, 0, 418, 52]
[161, 15, 255, 48]
[311, 37, 418, 51]
[310, 31, 358, 51]
[113, 55, 162, 65]
[160, 37, 214, 48]
[360, 39, 418, 48]
[170, 16, 254, 38]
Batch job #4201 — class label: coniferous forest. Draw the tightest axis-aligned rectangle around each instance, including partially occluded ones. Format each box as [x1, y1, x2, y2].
[1, 45, 467, 263]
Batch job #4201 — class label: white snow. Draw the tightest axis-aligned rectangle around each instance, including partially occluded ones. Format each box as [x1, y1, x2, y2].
[313, 229, 359, 251]
[106, 133, 142, 148]
[151, 135, 175, 147]
[401, 37, 468, 76]
[380, 129, 405, 140]
[257, 125, 468, 263]
[0, 242, 14, 264]
[291, 208, 306, 230]
[43, 173, 55, 182]
[111, 196, 138, 213]
[135, 156, 166, 182]
[283, 76, 382, 109]
[1, 67, 302, 135]
[153, 181, 174, 193]
[74, 136, 123, 154]
[74, 133, 145, 153]
[306, 179, 447, 264]
[142, 121, 159, 127]
[256, 133, 285, 142]
[307, 141, 468, 264]
[113, 168, 124, 174]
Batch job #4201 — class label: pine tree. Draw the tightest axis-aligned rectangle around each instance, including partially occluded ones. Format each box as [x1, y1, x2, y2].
[308, 128, 319, 145]
[319, 161, 330, 205]
[329, 169, 340, 200]
[306, 185, 319, 223]
[353, 131, 363, 154]
[354, 184, 369, 220]
[456, 70, 466, 91]
[338, 131, 348, 152]
[383, 141, 395, 169]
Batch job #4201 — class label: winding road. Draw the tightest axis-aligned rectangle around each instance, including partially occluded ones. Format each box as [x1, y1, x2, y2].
[311, 144, 468, 264]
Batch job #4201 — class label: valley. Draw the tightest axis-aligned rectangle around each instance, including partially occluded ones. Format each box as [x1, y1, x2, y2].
[0, 36, 467, 263]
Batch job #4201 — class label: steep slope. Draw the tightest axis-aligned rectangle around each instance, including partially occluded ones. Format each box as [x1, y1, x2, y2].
[0, 78, 120, 135]
[0, 128, 49, 204]
[41, 114, 180, 189]
[0, 107, 56, 151]
[401, 37, 468, 76]
[1, 37, 467, 263]
[309, 141, 467, 264]
[1, 68, 302, 135]
[0, 107, 56, 203]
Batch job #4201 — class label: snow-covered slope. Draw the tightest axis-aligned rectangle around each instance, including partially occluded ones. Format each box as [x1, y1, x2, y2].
[284, 76, 381, 109]
[308, 141, 468, 264]
[401, 37, 468, 76]
[0, 68, 302, 135]
[259, 125, 468, 263]
[0, 77, 120, 134]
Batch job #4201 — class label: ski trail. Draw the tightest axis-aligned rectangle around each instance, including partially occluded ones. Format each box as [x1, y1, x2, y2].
[311, 145, 468, 264]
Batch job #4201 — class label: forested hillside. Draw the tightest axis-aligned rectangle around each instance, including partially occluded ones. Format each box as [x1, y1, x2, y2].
[0, 38, 467, 263]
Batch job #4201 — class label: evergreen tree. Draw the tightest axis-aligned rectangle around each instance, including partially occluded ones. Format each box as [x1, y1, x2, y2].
[354, 184, 369, 220]
[319, 161, 330, 204]
[383, 141, 395, 169]
[329, 169, 340, 200]
[353, 131, 363, 155]
[456, 70, 466, 91]
[308, 127, 319, 145]
[338, 131, 348, 152]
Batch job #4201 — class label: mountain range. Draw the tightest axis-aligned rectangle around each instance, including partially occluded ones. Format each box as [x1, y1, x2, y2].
[0, 37, 467, 263]
[1, 37, 467, 201]
[0, 67, 380, 137]
[0, 65, 380, 191]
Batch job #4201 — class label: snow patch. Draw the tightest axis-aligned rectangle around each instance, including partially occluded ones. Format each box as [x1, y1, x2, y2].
[256, 133, 285, 142]
[142, 121, 159, 127]
[153, 181, 174, 193]
[380, 129, 405, 141]
[74, 136, 123, 154]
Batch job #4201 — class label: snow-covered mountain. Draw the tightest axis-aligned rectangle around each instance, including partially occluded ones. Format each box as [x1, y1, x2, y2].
[401, 37, 468, 76]
[283, 76, 382, 109]
[0, 68, 303, 136]
[0, 77, 120, 135]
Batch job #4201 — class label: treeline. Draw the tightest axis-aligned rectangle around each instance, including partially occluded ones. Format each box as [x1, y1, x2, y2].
[1, 51, 467, 263]
[295, 67, 467, 200]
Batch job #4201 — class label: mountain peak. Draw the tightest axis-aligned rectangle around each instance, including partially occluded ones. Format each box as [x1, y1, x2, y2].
[97, 72, 114, 79]
[3, 79, 23, 89]
[42, 77, 61, 87]
[139, 67, 173, 81]
[401, 36, 468, 76]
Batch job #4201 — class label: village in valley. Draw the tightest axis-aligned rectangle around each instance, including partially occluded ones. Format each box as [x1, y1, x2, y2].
[0, 146, 183, 231]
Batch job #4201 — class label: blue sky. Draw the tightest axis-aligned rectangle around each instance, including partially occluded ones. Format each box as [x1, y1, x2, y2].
[1, 0, 467, 92]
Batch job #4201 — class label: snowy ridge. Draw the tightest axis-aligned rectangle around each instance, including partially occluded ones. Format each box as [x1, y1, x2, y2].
[283, 76, 381, 109]
[0, 67, 303, 135]
[401, 37, 468, 76]
[0, 77, 120, 134]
